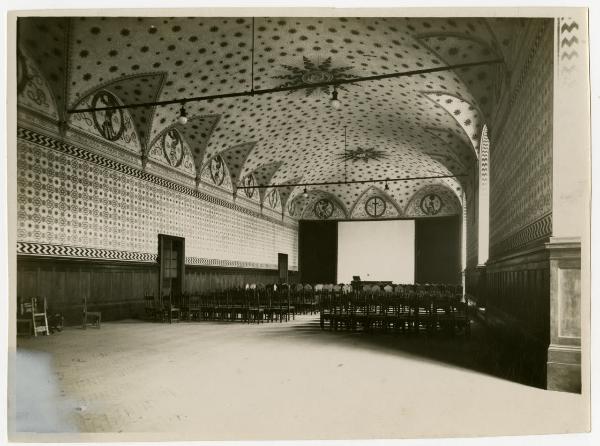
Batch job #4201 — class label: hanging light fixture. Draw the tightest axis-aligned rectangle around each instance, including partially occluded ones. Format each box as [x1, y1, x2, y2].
[384, 179, 390, 191]
[329, 86, 341, 109]
[177, 103, 188, 125]
[302, 186, 308, 198]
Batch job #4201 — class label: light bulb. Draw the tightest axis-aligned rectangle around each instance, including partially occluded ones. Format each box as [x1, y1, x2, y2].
[384, 180, 390, 191]
[330, 87, 341, 109]
[177, 103, 188, 125]
[303, 187, 308, 198]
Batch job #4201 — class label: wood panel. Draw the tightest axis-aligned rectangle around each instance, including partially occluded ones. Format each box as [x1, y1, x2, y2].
[16, 255, 298, 325]
[184, 265, 298, 294]
[474, 243, 551, 388]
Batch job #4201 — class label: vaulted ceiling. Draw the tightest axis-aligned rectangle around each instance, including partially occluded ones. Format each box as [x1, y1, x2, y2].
[18, 16, 523, 216]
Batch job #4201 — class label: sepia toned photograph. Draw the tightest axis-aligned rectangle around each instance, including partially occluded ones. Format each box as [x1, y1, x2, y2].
[3, 4, 592, 443]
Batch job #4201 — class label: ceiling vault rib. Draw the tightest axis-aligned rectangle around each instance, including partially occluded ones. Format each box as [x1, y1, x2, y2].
[66, 58, 504, 114]
[237, 173, 466, 190]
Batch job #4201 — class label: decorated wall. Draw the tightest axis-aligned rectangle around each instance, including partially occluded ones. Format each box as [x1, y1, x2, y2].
[16, 121, 299, 271]
[488, 20, 553, 257]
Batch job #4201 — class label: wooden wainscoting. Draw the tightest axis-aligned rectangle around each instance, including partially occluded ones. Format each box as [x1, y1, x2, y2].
[16, 255, 157, 325]
[185, 265, 298, 294]
[16, 255, 299, 326]
[483, 241, 551, 388]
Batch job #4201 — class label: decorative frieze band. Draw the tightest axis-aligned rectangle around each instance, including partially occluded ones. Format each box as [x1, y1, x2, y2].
[16, 241, 297, 271]
[490, 212, 552, 258]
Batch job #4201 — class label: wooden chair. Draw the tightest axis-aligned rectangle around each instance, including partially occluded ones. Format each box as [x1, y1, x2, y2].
[82, 296, 101, 329]
[144, 292, 157, 321]
[17, 297, 34, 336]
[29, 297, 50, 336]
[162, 292, 180, 323]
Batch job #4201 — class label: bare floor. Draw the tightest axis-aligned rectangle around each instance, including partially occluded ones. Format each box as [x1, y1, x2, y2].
[12, 315, 588, 440]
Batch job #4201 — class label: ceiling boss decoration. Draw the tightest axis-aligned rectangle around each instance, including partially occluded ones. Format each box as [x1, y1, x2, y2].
[273, 56, 356, 96]
[339, 147, 389, 163]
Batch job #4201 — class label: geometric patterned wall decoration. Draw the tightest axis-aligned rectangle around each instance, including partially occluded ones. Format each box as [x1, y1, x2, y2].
[404, 184, 462, 218]
[16, 126, 298, 270]
[349, 186, 401, 219]
[489, 21, 553, 257]
[557, 17, 581, 83]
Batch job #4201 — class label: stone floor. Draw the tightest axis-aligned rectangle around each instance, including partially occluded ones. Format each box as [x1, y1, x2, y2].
[11, 315, 588, 440]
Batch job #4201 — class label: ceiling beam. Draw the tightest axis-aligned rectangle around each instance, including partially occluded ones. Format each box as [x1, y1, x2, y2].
[67, 58, 504, 114]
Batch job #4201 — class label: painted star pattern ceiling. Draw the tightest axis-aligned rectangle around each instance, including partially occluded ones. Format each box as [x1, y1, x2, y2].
[18, 16, 520, 217]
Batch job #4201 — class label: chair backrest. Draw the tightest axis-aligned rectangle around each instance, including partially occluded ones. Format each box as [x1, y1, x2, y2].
[362, 284, 371, 293]
[383, 284, 394, 293]
[304, 284, 313, 292]
[314, 284, 323, 292]
[295, 283, 304, 292]
[370, 285, 381, 294]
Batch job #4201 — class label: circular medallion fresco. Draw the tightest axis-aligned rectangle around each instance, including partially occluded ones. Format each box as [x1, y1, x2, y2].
[91, 90, 125, 142]
[209, 156, 226, 186]
[267, 190, 279, 209]
[365, 196, 386, 218]
[420, 193, 443, 215]
[242, 175, 255, 198]
[162, 128, 184, 167]
[314, 198, 334, 219]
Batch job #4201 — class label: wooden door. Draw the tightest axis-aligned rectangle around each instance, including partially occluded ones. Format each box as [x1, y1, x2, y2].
[278, 253, 288, 283]
[158, 235, 185, 299]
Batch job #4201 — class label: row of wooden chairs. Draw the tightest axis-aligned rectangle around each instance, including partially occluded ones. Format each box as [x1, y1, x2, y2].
[319, 284, 470, 336]
[144, 286, 298, 324]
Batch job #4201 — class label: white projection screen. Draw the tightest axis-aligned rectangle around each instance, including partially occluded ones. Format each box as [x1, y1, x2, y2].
[337, 220, 415, 284]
